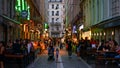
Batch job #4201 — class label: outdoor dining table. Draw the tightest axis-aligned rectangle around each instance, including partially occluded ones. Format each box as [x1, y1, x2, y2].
[4, 53, 28, 68]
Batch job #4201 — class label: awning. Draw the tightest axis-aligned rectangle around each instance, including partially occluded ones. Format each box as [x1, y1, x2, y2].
[0, 15, 20, 24]
[94, 16, 120, 28]
[82, 27, 90, 32]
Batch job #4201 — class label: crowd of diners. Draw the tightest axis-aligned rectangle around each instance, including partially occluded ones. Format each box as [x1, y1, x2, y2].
[65, 37, 120, 63]
[0, 38, 61, 68]
[0, 39, 37, 68]
[78, 37, 120, 66]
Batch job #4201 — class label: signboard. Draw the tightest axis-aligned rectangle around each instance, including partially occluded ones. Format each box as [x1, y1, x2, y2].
[21, 10, 28, 18]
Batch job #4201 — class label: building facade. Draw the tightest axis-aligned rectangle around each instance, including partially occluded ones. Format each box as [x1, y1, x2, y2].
[0, 0, 21, 42]
[47, 0, 65, 38]
[81, 0, 120, 44]
[64, 0, 81, 39]
[0, 0, 42, 42]
[27, 0, 42, 40]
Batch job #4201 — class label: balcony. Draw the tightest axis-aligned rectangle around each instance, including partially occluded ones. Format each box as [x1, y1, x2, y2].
[48, 0, 62, 2]
[51, 30, 61, 33]
[51, 31, 60, 38]
[50, 22, 61, 26]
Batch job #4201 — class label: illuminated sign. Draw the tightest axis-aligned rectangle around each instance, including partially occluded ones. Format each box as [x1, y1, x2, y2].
[21, 10, 28, 18]
[15, 0, 30, 20]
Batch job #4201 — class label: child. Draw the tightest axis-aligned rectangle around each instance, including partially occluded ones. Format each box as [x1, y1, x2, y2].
[56, 48, 59, 61]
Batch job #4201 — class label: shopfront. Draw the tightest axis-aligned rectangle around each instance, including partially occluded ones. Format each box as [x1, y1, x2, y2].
[0, 15, 21, 42]
[82, 30, 91, 40]
[92, 17, 120, 44]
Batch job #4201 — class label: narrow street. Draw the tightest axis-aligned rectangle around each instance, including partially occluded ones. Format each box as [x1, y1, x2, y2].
[27, 48, 91, 68]
[1, 0, 120, 68]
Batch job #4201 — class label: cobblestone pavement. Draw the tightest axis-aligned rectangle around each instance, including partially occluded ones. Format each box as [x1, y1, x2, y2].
[27, 50, 57, 68]
[27, 49, 91, 68]
[60, 49, 91, 68]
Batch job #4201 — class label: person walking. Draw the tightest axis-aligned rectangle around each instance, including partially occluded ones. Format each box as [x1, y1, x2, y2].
[48, 45, 55, 61]
[56, 48, 59, 62]
[67, 38, 72, 58]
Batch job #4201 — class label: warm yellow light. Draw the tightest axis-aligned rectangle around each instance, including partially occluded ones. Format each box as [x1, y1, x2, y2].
[104, 32, 106, 36]
[61, 38, 64, 43]
[46, 33, 48, 37]
[100, 32, 102, 36]
[112, 31, 114, 35]
[23, 24, 26, 32]
[97, 33, 99, 36]
[82, 31, 91, 40]
[20, 24, 22, 26]
[74, 38, 77, 42]
[30, 29, 34, 32]
[43, 34, 45, 38]
[94, 33, 96, 36]
[68, 33, 71, 36]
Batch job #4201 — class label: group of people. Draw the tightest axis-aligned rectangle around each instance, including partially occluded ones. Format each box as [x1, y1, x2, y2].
[47, 39, 60, 61]
[65, 37, 120, 60]
[97, 39, 120, 58]
[0, 39, 35, 68]
[1, 37, 120, 67]
[65, 37, 85, 58]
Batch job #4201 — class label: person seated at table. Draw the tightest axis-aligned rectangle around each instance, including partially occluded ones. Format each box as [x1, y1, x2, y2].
[103, 41, 111, 52]
[90, 38, 96, 48]
[12, 39, 22, 54]
[20, 40, 28, 55]
[5, 40, 13, 54]
[114, 42, 120, 59]
[97, 40, 105, 51]
[104, 41, 118, 57]
[110, 40, 118, 51]
[6, 40, 13, 49]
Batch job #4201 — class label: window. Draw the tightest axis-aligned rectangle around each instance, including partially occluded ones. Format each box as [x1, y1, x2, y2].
[56, 11, 59, 16]
[52, 18, 54, 22]
[51, 27, 54, 30]
[56, 26, 59, 30]
[48, 11, 49, 16]
[52, 4, 54, 9]
[56, 0, 62, 2]
[56, 4, 59, 9]
[63, 5, 65, 8]
[48, 4, 49, 9]
[56, 18, 59, 21]
[52, 11, 54, 16]
[48, 0, 62, 2]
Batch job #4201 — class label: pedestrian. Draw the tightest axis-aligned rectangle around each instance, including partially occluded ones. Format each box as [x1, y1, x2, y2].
[67, 38, 72, 58]
[56, 48, 59, 61]
[77, 41, 81, 57]
[0, 41, 5, 68]
[60, 42, 63, 50]
[48, 45, 54, 61]
[38, 41, 41, 54]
